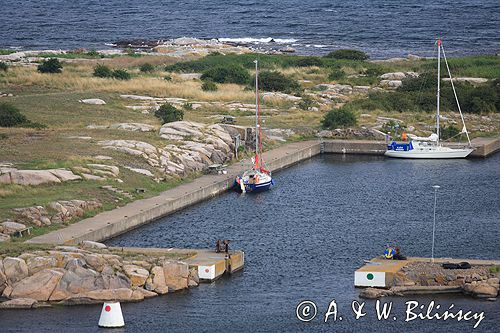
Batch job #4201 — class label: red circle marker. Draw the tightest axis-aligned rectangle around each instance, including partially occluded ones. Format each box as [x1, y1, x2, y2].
[204, 268, 209, 273]
[105, 305, 111, 312]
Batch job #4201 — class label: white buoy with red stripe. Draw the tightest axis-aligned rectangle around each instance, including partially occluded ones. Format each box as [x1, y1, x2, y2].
[98, 302, 125, 328]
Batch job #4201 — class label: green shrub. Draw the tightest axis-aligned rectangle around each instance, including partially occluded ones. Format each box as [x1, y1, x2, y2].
[86, 49, 100, 57]
[183, 102, 193, 110]
[112, 69, 131, 80]
[201, 65, 250, 84]
[328, 69, 346, 81]
[126, 49, 141, 58]
[0, 49, 15, 56]
[140, 63, 155, 73]
[37, 58, 63, 73]
[201, 81, 218, 91]
[399, 72, 435, 92]
[364, 67, 384, 77]
[440, 125, 460, 140]
[460, 85, 498, 114]
[93, 64, 113, 78]
[0, 103, 45, 128]
[298, 96, 318, 110]
[325, 49, 369, 61]
[321, 107, 357, 129]
[164, 75, 172, 81]
[0, 62, 8, 72]
[295, 56, 323, 67]
[155, 103, 184, 124]
[255, 70, 301, 94]
[0, 103, 28, 127]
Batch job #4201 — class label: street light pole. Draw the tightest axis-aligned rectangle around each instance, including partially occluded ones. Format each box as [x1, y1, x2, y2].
[431, 185, 440, 263]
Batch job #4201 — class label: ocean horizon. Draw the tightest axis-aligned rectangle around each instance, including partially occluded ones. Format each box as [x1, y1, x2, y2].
[1, 0, 499, 58]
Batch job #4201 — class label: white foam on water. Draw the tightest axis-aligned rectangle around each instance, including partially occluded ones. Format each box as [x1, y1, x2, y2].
[313, 45, 327, 48]
[218, 37, 297, 44]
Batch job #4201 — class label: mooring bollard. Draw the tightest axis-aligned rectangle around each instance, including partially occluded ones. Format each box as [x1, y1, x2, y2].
[98, 302, 125, 328]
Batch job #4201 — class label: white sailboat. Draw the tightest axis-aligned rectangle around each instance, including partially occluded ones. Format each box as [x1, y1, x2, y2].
[234, 60, 274, 193]
[385, 39, 474, 159]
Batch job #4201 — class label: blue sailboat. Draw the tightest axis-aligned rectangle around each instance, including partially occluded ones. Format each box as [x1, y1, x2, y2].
[235, 60, 274, 193]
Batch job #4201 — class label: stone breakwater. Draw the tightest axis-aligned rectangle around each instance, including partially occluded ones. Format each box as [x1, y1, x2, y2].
[360, 262, 500, 300]
[0, 244, 198, 309]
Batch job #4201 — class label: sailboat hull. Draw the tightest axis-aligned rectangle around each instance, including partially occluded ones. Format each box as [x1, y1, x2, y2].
[385, 147, 473, 159]
[234, 175, 274, 193]
[243, 180, 273, 193]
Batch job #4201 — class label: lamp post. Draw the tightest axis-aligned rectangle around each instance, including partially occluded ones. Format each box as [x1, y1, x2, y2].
[431, 185, 440, 263]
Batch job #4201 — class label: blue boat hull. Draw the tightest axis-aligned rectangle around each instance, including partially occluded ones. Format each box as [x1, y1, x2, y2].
[234, 179, 274, 193]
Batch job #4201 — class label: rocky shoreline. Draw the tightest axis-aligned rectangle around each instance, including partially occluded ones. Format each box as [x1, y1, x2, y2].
[0, 243, 198, 309]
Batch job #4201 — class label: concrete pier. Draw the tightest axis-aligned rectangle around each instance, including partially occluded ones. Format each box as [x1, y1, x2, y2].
[110, 247, 244, 282]
[355, 256, 500, 288]
[28, 141, 319, 245]
[27, 137, 498, 245]
[470, 137, 500, 157]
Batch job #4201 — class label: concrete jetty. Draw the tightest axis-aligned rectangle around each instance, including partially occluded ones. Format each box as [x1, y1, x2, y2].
[28, 141, 319, 245]
[27, 137, 499, 245]
[355, 256, 500, 288]
[110, 247, 244, 282]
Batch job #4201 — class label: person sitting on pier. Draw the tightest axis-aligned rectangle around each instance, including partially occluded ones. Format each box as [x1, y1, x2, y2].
[393, 245, 407, 260]
[384, 244, 395, 259]
[223, 239, 230, 253]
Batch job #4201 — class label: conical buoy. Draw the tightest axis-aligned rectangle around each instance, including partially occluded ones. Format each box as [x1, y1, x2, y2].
[98, 302, 125, 328]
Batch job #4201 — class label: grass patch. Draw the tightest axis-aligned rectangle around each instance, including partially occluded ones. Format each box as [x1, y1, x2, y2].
[0, 49, 16, 56]
[0, 242, 55, 258]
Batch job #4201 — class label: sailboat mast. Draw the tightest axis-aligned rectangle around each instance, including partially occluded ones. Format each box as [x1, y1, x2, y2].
[254, 60, 259, 168]
[436, 39, 441, 144]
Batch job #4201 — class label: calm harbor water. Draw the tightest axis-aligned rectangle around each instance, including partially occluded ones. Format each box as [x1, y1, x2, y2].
[1, 154, 499, 332]
[1, 0, 499, 57]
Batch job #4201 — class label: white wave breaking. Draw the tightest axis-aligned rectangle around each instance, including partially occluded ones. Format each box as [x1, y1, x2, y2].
[218, 37, 298, 44]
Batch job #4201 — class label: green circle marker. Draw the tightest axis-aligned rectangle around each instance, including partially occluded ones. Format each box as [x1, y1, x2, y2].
[367, 273, 374, 280]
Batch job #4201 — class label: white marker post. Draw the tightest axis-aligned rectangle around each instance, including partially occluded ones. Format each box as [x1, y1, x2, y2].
[431, 185, 440, 263]
[98, 302, 125, 328]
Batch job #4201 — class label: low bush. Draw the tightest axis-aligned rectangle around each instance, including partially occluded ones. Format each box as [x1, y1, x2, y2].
[298, 96, 318, 111]
[155, 103, 184, 124]
[325, 49, 369, 61]
[164, 75, 172, 81]
[86, 49, 100, 57]
[201, 65, 250, 84]
[364, 67, 384, 77]
[183, 102, 193, 110]
[0, 103, 28, 127]
[112, 69, 131, 80]
[255, 70, 301, 94]
[321, 107, 357, 129]
[139, 63, 155, 73]
[328, 69, 346, 81]
[399, 72, 435, 92]
[440, 125, 460, 140]
[201, 81, 218, 91]
[295, 56, 323, 67]
[0, 62, 8, 72]
[0, 103, 45, 128]
[93, 64, 113, 78]
[37, 58, 62, 73]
